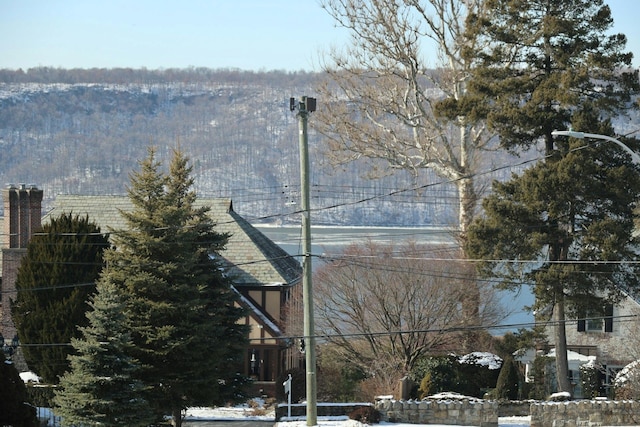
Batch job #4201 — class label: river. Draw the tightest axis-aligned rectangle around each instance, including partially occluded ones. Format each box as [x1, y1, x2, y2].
[254, 224, 457, 259]
[254, 224, 534, 331]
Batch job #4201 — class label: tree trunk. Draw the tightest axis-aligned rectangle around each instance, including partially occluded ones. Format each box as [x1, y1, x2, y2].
[171, 407, 182, 427]
[553, 297, 571, 394]
[458, 173, 480, 352]
[457, 174, 477, 239]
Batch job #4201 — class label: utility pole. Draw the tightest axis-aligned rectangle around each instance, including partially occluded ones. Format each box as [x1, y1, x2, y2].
[290, 95, 317, 426]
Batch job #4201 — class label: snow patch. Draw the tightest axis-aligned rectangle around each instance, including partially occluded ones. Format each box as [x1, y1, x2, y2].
[458, 352, 503, 370]
[20, 371, 41, 383]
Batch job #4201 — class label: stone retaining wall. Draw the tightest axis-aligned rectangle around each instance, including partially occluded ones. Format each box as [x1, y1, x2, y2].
[530, 400, 640, 427]
[374, 398, 498, 427]
[498, 400, 534, 417]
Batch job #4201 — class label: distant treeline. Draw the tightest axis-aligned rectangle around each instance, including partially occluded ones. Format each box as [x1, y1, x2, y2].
[0, 67, 461, 226]
[0, 66, 319, 86]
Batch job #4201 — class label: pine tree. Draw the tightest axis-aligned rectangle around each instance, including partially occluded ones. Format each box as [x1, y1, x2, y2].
[465, 113, 640, 394]
[464, 0, 639, 155]
[11, 213, 109, 383]
[0, 352, 38, 427]
[108, 147, 249, 427]
[462, 0, 640, 393]
[54, 279, 154, 427]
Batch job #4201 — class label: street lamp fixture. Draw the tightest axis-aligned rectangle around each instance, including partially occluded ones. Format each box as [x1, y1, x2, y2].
[552, 130, 640, 165]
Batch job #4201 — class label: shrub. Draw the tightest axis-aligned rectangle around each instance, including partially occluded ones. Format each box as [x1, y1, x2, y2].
[316, 347, 366, 402]
[579, 362, 601, 399]
[495, 355, 520, 400]
[412, 355, 459, 397]
[0, 353, 38, 427]
[413, 353, 501, 399]
[348, 406, 380, 424]
[418, 372, 434, 399]
[456, 353, 501, 398]
[614, 360, 640, 400]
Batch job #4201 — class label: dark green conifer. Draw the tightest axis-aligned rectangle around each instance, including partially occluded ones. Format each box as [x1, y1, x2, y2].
[108, 147, 249, 427]
[462, 0, 640, 394]
[11, 213, 109, 383]
[466, 116, 640, 393]
[495, 355, 520, 401]
[463, 0, 639, 155]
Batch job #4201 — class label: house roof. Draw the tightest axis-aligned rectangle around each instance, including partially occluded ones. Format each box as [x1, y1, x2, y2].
[45, 195, 302, 288]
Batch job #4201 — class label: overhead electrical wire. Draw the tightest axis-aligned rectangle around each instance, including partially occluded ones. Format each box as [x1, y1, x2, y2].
[11, 313, 640, 348]
[2, 137, 639, 291]
[0, 141, 574, 241]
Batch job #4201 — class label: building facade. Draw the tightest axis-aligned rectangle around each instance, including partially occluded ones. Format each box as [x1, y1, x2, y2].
[0, 191, 303, 395]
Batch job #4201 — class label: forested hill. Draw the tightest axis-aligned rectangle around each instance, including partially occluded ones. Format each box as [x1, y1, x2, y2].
[0, 68, 496, 226]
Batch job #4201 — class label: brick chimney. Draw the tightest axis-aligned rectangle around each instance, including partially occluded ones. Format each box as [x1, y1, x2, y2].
[1, 184, 43, 356]
[3, 184, 43, 249]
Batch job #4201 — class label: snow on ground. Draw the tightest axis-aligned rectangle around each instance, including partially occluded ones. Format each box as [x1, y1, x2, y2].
[185, 403, 274, 421]
[274, 419, 530, 427]
[184, 401, 531, 427]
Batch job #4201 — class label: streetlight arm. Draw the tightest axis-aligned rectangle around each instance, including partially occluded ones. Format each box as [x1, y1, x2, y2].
[552, 130, 640, 165]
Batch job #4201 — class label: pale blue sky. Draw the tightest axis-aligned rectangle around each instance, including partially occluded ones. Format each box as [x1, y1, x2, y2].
[0, 0, 638, 71]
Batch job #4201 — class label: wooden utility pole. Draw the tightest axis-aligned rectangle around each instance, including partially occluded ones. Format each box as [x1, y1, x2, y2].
[291, 96, 317, 426]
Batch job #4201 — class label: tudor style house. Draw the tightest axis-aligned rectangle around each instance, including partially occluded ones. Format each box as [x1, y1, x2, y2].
[0, 186, 303, 395]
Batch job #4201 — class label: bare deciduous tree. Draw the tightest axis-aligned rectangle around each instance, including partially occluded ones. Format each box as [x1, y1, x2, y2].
[316, 0, 492, 237]
[313, 240, 504, 385]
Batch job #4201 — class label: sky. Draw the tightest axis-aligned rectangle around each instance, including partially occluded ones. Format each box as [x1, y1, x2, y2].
[1, 0, 639, 72]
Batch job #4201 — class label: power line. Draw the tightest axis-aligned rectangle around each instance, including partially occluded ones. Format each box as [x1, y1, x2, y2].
[15, 313, 640, 347]
[254, 313, 640, 343]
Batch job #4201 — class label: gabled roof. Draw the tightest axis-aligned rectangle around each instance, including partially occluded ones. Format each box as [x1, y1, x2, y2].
[45, 195, 301, 288]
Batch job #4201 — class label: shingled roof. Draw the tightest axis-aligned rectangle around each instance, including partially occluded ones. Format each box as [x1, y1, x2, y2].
[46, 195, 302, 288]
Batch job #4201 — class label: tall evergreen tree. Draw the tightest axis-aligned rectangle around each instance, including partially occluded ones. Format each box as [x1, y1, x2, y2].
[461, 0, 640, 393]
[108, 147, 249, 427]
[463, 0, 639, 154]
[54, 279, 154, 427]
[11, 213, 109, 383]
[466, 114, 640, 394]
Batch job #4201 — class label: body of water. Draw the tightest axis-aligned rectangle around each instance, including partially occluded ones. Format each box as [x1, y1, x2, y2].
[255, 224, 457, 259]
[254, 224, 534, 332]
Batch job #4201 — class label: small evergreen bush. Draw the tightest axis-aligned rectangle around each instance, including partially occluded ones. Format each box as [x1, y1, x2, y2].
[413, 353, 501, 399]
[494, 355, 520, 400]
[580, 362, 600, 399]
[418, 372, 434, 399]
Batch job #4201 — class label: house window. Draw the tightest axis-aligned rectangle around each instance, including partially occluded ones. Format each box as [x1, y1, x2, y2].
[577, 303, 613, 333]
[586, 316, 603, 332]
